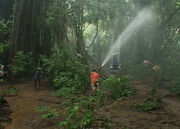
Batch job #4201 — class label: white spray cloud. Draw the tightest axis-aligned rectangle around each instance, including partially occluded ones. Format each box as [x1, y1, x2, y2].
[101, 7, 155, 67]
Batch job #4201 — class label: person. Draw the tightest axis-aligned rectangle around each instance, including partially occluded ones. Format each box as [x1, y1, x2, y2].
[91, 69, 100, 95]
[33, 68, 42, 89]
[0, 65, 4, 77]
[152, 65, 160, 72]
[112, 57, 119, 70]
[143, 60, 152, 67]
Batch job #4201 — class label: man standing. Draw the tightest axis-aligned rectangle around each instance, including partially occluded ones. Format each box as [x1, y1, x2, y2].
[91, 69, 100, 95]
[0, 65, 4, 77]
[33, 68, 42, 89]
[112, 57, 119, 70]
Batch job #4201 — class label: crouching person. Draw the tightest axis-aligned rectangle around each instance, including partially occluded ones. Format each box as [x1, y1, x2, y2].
[91, 69, 100, 95]
[0, 65, 4, 77]
[143, 60, 152, 67]
[33, 68, 42, 89]
[152, 65, 160, 72]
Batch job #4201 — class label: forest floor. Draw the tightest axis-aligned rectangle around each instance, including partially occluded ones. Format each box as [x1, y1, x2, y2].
[0, 80, 180, 129]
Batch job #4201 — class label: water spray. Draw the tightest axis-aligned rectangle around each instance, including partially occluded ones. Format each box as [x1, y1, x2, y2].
[101, 7, 155, 67]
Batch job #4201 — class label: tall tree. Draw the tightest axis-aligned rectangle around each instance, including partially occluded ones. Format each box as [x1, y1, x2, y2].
[12, 0, 52, 58]
[0, 0, 14, 19]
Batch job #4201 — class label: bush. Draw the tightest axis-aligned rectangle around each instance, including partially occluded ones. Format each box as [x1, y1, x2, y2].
[41, 52, 90, 92]
[8, 51, 36, 80]
[33, 106, 59, 123]
[100, 76, 134, 100]
[133, 90, 162, 112]
[172, 77, 180, 96]
[53, 87, 81, 98]
[3, 87, 18, 96]
[133, 98, 162, 112]
[58, 96, 97, 129]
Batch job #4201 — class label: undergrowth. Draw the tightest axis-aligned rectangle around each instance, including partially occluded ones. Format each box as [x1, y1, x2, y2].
[133, 90, 163, 112]
[33, 106, 59, 123]
[171, 77, 180, 97]
[3, 87, 18, 96]
[8, 51, 36, 80]
[99, 76, 135, 100]
[40, 52, 90, 92]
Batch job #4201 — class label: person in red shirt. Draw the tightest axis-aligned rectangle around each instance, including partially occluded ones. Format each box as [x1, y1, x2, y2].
[91, 69, 100, 95]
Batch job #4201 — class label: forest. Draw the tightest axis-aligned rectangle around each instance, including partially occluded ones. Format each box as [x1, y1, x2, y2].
[0, 0, 180, 129]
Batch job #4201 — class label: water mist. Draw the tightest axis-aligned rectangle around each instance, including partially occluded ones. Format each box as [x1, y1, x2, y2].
[101, 7, 155, 67]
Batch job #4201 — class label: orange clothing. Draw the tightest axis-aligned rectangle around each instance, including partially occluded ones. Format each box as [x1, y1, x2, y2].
[91, 72, 100, 85]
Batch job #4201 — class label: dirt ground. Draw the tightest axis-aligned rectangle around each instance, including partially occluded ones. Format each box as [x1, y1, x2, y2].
[0, 80, 180, 129]
[0, 81, 63, 129]
[100, 81, 180, 129]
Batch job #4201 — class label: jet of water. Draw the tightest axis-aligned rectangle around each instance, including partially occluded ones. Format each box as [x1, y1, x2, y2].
[101, 7, 155, 67]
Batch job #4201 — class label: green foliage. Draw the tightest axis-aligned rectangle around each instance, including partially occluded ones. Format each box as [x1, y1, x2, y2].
[135, 65, 154, 79]
[53, 87, 81, 98]
[99, 76, 134, 100]
[133, 90, 162, 112]
[172, 77, 180, 96]
[0, 79, 4, 83]
[8, 51, 36, 80]
[35, 86, 110, 129]
[33, 106, 59, 123]
[53, 72, 83, 90]
[52, 86, 109, 129]
[3, 87, 18, 96]
[119, 121, 130, 129]
[0, 18, 11, 43]
[41, 52, 90, 92]
[133, 98, 162, 112]
[0, 43, 9, 54]
[58, 96, 97, 129]
[0, 18, 11, 66]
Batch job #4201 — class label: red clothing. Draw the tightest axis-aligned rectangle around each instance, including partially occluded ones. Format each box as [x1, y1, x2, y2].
[91, 72, 100, 85]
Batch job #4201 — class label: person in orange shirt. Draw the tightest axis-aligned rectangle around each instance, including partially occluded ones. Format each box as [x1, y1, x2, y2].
[91, 69, 100, 95]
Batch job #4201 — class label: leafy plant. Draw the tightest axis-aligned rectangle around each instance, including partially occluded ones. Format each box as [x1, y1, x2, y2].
[33, 106, 59, 123]
[171, 77, 180, 96]
[58, 96, 98, 129]
[133, 98, 162, 112]
[40, 52, 90, 92]
[3, 87, 18, 96]
[119, 121, 129, 129]
[133, 90, 162, 112]
[53, 87, 81, 98]
[8, 51, 36, 80]
[51, 85, 109, 129]
[99, 76, 135, 100]
[0, 79, 4, 83]
[0, 18, 12, 44]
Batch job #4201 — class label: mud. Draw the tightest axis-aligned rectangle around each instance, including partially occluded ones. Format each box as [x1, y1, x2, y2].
[1, 81, 62, 129]
[100, 81, 180, 129]
[0, 96, 11, 129]
[1, 80, 180, 129]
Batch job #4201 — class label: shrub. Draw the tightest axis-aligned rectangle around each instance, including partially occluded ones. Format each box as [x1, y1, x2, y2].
[52, 72, 83, 91]
[36, 85, 110, 129]
[58, 96, 97, 129]
[133, 90, 163, 112]
[8, 51, 36, 80]
[133, 98, 162, 112]
[3, 87, 18, 96]
[33, 106, 59, 123]
[172, 77, 180, 96]
[41, 52, 90, 92]
[100, 76, 134, 100]
[53, 87, 81, 98]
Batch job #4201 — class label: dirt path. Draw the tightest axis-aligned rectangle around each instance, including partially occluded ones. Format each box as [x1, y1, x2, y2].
[1, 81, 61, 129]
[1, 80, 180, 129]
[101, 81, 180, 129]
